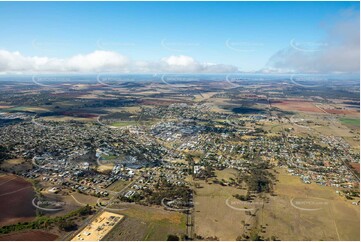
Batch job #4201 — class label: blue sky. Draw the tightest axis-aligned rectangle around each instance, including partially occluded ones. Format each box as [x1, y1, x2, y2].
[0, 1, 359, 74]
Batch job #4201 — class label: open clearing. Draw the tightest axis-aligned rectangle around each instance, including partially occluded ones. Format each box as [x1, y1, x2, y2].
[0, 158, 32, 173]
[271, 100, 323, 113]
[193, 167, 360, 241]
[194, 169, 251, 240]
[104, 204, 186, 241]
[261, 168, 360, 241]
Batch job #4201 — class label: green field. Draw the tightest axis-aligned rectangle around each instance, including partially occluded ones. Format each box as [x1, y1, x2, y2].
[340, 118, 360, 127]
[111, 121, 138, 127]
[101, 154, 118, 160]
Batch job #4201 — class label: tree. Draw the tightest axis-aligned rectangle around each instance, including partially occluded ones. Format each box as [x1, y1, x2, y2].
[59, 220, 77, 232]
[167, 234, 180, 241]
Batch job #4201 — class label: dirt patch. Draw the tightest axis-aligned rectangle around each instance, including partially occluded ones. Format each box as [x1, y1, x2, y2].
[350, 162, 360, 174]
[324, 109, 359, 115]
[271, 100, 323, 113]
[0, 230, 58, 241]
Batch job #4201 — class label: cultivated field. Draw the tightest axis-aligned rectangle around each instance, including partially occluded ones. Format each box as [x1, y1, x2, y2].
[0, 174, 36, 227]
[0, 230, 58, 241]
[271, 99, 322, 113]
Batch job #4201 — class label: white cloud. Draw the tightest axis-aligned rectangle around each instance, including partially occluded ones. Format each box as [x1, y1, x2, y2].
[0, 51, 238, 74]
[66, 51, 129, 72]
[264, 8, 360, 74]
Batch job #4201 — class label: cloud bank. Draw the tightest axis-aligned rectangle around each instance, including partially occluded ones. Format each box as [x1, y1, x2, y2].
[264, 8, 360, 74]
[0, 50, 238, 74]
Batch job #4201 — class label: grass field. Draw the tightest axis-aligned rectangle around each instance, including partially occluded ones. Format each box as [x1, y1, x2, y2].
[107, 180, 131, 192]
[193, 169, 251, 240]
[0, 158, 32, 173]
[261, 168, 360, 241]
[193, 167, 360, 241]
[103, 204, 186, 241]
[340, 118, 360, 127]
[4, 106, 49, 112]
[110, 121, 138, 127]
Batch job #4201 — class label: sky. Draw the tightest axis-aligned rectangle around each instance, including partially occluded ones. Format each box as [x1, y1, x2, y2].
[0, 1, 359, 74]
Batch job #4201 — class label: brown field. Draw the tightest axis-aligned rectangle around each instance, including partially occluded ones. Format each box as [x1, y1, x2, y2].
[104, 203, 186, 241]
[271, 100, 323, 113]
[42, 115, 96, 123]
[350, 162, 360, 173]
[261, 168, 360, 241]
[0, 230, 58, 241]
[193, 168, 360, 241]
[323, 109, 359, 115]
[141, 98, 192, 106]
[0, 174, 36, 226]
[194, 169, 251, 240]
[68, 192, 98, 207]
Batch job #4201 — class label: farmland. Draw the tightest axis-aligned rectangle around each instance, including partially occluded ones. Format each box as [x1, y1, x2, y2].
[0, 175, 36, 227]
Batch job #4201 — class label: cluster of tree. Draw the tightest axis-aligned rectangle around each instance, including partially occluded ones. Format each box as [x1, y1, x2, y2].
[0, 205, 93, 234]
[233, 193, 251, 201]
[238, 163, 275, 194]
[143, 178, 192, 206]
[237, 227, 278, 241]
[58, 220, 78, 232]
[0, 145, 11, 164]
[167, 234, 180, 241]
[119, 192, 144, 203]
[194, 234, 219, 240]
